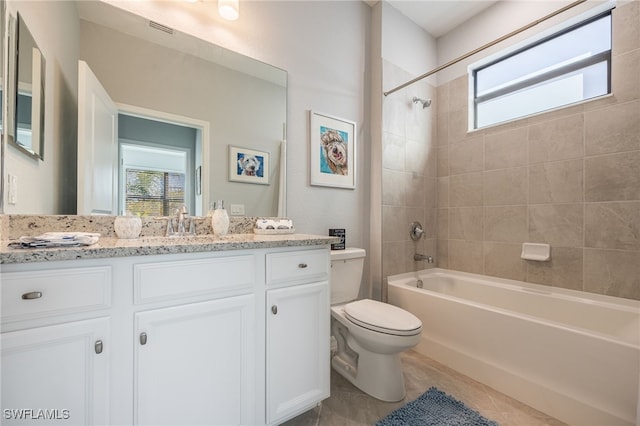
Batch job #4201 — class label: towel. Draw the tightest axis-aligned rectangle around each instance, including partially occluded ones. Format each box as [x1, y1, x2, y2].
[255, 218, 294, 230]
[12, 232, 101, 248]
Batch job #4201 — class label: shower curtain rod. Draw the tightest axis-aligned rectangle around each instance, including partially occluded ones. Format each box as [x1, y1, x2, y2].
[383, 0, 587, 97]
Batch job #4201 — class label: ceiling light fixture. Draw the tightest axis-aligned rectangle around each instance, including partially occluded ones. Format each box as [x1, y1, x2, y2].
[218, 0, 239, 21]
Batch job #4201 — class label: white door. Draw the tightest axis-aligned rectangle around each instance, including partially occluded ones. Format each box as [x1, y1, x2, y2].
[1, 317, 110, 425]
[134, 295, 256, 426]
[77, 60, 118, 215]
[266, 281, 330, 425]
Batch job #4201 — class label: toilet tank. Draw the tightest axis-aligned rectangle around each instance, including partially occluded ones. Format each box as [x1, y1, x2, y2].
[330, 248, 366, 304]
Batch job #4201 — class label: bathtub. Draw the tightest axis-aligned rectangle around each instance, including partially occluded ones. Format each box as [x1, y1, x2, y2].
[387, 268, 640, 426]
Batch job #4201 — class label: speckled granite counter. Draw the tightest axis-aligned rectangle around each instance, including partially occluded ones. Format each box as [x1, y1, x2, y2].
[0, 234, 340, 264]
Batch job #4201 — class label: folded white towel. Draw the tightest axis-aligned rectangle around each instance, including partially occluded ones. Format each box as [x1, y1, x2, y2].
[255, 218, 294, 230]
[18, 232, 101, 248]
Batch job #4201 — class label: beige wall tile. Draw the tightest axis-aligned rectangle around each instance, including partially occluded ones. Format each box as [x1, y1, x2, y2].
[584, 248, 640, 300]
[405, 173, 426, 208]
[484, 242, 527, 281]
[528, 114, 584, 164]
[612, 0, 640, 55]
[449, 75, 468, 112]
[450, 172, 484, 207]
[437, 145, 449, 177]
[529, 159, 584, 204]
[383, 241, 408, 280]
[585, 150, 640, 201]
[405, 139, 427, 176]
[528, 204, 583, 247]
[382, 131, 406, 171]
[484, 206, 527, 242]
[436, 239, 449, 268]
[449, 108, 469, 144]
[449, 207, 484, 241]
[483, 168, 527, 206]
[449, 240, 484, 274]
[611, 50, 640, 104]
[484, 127, 528, 170]
[382, 205, 408, 243]
[437, 112, 449, 146]
[382, 169, 405, 206]
[585, 201, 640, 250]
[437, 177, 449, 208]
[437, 208, 449, 240]
[449, 136, 484, 175]
[526, 247, 583, 291]
[436, 83, 450, 116]
[585, 100, 640, 156]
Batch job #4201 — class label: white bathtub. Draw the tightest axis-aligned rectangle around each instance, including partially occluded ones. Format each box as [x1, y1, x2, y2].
[387, 268, 640, 426]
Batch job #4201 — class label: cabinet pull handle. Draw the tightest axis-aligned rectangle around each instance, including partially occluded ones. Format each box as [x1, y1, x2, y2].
[271, 305, 278, 315]
[298, 263, 308, 269]
[140, 332, 147, 345]
[21, 291, 42, 300]
[95, 340, 103, 354]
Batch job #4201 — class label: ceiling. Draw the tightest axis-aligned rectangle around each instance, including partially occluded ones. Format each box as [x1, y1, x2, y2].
[384, 0, 498, 38]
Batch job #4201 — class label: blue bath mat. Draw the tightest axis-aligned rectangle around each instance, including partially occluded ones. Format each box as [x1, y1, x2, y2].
[376, 387, 499, 426]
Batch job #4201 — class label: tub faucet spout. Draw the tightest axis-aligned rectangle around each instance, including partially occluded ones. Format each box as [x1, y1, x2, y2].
[414, 254, 434, 263]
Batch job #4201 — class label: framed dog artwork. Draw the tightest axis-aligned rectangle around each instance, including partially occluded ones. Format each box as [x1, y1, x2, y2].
[309, 111, 356, 189]
[228, 145, 270, 185]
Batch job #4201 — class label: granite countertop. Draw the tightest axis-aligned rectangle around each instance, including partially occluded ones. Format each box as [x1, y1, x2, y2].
[0, 234, 341, 265]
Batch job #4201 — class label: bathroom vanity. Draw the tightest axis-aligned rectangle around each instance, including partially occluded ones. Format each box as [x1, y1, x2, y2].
[0, 232, 336, 425]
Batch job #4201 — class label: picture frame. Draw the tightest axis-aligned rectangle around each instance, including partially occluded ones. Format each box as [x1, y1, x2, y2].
[228, 145, 270, 185]
[309, 111, 356, 189]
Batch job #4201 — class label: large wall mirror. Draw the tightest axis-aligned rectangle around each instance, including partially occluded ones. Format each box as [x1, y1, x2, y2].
[1, 0, 287, 218]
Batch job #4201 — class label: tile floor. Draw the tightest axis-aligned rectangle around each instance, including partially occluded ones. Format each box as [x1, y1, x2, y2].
[283, 350, 568, 426]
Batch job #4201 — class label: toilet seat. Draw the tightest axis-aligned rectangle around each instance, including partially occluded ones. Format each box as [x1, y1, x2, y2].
[344, 299, 422, 336]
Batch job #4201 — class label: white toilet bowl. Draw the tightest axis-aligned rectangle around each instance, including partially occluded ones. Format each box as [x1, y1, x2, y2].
[330, 299, 422, 402]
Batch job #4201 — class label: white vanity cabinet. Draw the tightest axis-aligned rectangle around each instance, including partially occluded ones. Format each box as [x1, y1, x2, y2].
[1, 243, 332, 426]
[265, 249, 330, 425]
[0, 266, 112, 426]
[131, 254, 258, 426]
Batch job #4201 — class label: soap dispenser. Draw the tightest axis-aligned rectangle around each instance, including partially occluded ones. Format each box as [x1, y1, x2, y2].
[211, 200, 230, 236]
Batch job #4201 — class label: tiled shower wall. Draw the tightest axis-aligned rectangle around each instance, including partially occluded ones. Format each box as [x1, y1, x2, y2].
[381, 61, 438, 285]
[381, 2, 638, 301]
[435, 1, 640, 300]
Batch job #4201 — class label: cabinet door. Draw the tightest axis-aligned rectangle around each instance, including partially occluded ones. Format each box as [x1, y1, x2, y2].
[266, 281, 330, 425]
[1, 317, 110, 425]
[135, 295, 255, 426]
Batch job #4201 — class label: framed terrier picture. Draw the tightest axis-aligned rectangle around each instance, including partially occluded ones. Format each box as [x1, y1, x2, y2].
[309, 111, 356, 189]
[228, 145, 270, 185]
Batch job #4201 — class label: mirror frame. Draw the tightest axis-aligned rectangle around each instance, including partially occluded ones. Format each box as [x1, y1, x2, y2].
[10, 12, 45, 161]
[0, 0, 6, 213]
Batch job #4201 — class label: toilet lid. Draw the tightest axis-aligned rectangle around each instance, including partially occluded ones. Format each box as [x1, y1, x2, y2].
[344, 299, 422, 336]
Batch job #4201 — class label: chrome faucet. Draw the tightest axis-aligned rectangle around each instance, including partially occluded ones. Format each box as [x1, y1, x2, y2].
[414, 253, 434, 263]
[166, 205, 195, 236]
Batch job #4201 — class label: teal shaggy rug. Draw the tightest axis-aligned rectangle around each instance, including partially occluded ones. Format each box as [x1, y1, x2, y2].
[376, 387, 499, 426]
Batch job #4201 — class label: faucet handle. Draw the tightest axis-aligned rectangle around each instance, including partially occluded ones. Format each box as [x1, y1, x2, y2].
[410, 221, 425, 241]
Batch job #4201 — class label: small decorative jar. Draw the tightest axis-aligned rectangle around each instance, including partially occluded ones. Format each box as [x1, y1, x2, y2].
[114, 213, 142, 239]
[211, 200, 230, 236]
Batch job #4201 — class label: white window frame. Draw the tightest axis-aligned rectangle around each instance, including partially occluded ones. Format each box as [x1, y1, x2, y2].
[468, 1, 616, 130]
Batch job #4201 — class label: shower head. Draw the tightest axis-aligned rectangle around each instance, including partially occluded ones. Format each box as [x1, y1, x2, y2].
[412, 96, 432, 109]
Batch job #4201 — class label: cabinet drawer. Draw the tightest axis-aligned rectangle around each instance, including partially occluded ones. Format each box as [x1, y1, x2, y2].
[266, 249, 329, 286]
[134, 255, 255, 304]
[1, 267, 112, 323]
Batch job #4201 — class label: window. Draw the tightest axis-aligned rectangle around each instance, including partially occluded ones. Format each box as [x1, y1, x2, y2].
[471, 10, 612, 129]
[125, 169, 186, 216]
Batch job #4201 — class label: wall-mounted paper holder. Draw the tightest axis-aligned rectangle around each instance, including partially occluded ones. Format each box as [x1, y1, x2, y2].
[521, 243, 551, 261]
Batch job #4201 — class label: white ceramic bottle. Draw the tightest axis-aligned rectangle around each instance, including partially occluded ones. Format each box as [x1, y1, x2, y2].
[211, 200, 230, 236]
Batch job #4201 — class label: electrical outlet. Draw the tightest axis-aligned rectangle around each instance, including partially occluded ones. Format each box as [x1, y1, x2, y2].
[230, 204, 245, 215]
[7, 174, 17, 205]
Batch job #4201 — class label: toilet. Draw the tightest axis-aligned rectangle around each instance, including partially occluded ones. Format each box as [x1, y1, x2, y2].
[330, 248, 422, 402]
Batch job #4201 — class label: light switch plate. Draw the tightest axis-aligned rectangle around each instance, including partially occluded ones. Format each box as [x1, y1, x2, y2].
[230, 204, 245, 215]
